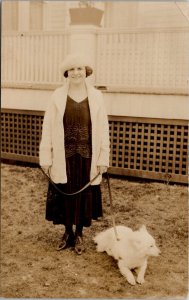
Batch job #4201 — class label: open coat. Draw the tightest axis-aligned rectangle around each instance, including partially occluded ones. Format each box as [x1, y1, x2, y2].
[39, 81, 110, 185]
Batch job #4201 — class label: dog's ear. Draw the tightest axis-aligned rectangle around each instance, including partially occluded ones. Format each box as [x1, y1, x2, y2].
[139, 225, 147, 232]
[130, 235, 142, 249]
[132, 238, 142, 249]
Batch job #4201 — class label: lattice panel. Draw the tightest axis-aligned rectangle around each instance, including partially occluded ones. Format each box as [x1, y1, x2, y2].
[109, 118, 188, 177]
[1, 110, 188, 183]
[1, 110, 44, 162]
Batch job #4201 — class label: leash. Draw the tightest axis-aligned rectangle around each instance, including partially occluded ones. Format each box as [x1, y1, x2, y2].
[106, 172, 120, 241]
[40, 166, 120, 241]
[40, 167, 100, 196]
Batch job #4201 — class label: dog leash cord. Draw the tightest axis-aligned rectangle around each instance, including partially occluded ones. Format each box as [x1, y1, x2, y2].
[106, 172, 120, 241]
[40, 166, 100, 196]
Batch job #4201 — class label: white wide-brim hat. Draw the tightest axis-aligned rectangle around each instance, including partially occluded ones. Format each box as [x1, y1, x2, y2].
[60, 53, 93, 77]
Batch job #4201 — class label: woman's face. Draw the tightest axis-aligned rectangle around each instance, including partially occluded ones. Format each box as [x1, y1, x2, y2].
[67, 66, 86, 85]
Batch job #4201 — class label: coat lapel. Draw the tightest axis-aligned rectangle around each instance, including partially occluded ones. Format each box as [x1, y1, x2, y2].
[54, 82, 69, 120]
[54, 80, 100, 123]
[86, 82, 100, 125]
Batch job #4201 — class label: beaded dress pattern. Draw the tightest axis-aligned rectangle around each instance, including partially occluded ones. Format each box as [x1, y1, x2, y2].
[63, 96, 92, 159]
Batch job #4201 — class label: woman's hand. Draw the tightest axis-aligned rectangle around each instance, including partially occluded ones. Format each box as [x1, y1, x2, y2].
[97, 166, 108, 175]
[41, 166, 50, 174]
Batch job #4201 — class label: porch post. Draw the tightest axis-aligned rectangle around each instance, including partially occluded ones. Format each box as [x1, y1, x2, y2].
[68, 26, 98, 84]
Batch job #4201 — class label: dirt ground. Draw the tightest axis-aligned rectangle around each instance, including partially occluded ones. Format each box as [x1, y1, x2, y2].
[1, 163, 188, 299]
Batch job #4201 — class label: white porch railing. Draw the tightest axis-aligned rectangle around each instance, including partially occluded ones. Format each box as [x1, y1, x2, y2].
[2, 27, 189, 94]
[95, 27, 189, 95]
[2, 31, 69, 88]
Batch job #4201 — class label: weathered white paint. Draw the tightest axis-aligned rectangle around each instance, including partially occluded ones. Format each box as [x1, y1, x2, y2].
[2, 88, 189, 120]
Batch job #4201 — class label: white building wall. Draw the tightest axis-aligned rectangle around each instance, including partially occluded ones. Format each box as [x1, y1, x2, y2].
[137, 2, 189, 28]
[2, 88, 189, 121]
[3, 1, 189, 31]
[2, 1, 18, 31]
[104, 1, 189, 28]
[43, 1, 68, 31]
[2, 1, 189, 121]
[104, 2, 138, 28]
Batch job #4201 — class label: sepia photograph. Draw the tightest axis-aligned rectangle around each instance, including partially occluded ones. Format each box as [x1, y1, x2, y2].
[1, 0, 189, 298]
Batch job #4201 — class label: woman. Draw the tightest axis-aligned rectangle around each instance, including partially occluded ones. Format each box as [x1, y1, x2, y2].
[39, 53, 110, 254]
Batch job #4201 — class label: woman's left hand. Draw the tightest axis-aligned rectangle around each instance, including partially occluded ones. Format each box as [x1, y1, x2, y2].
[97, 166, 108, 174]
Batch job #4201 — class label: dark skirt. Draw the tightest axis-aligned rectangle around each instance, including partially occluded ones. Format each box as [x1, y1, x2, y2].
[46, 153, 103, 227]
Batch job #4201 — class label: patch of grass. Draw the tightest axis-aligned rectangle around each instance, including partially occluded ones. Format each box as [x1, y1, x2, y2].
[1, 164, 188, 299]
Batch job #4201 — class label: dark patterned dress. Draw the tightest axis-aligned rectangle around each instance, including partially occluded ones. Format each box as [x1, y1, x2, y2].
[46, 96, 103, 227]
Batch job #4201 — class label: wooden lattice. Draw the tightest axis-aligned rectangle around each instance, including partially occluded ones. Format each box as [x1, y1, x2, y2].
[1, 109, 188, 183]
[109, 116, 188, 183]
[1, 109, 44, 162]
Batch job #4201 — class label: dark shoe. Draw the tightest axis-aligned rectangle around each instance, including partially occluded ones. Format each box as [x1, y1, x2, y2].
[75, 235, 85, 255]
[56, 232, 75, 251]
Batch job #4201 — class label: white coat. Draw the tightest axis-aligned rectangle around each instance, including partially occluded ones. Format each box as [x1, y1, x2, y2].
[39, 81, 110, 185]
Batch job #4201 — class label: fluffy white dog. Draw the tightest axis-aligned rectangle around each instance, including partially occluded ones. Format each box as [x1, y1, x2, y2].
[94, 225, 160, 285]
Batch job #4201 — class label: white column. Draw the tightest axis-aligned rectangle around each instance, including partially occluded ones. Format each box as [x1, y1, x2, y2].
[18, 1, 30, 31]
[68, 26, 98, 84]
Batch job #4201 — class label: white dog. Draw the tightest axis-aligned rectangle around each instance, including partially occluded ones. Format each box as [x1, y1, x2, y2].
[94, 225, 160, 285]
